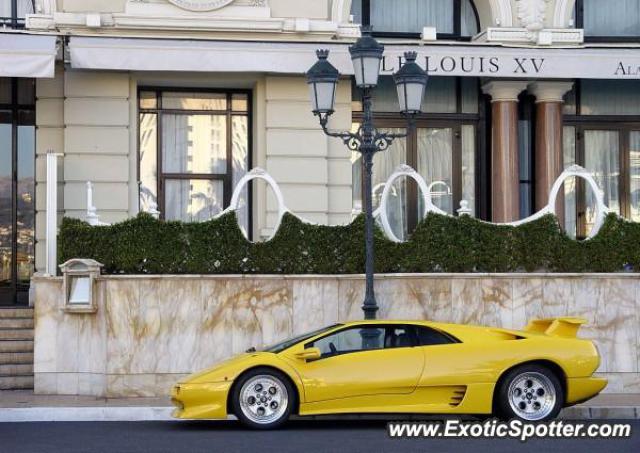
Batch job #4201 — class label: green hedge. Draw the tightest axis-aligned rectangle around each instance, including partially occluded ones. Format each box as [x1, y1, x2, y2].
[58, 212, 640, 274]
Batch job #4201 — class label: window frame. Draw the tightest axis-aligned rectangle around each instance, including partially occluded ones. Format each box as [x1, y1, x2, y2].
[0, 0, 34, 29]
[304, 324, 418, 359]
[575, 0, 640, 43]
[356, 0, 480, 41]
[563, 120, 636, 238]
[137, 87, 253, 231]
[0, 78, 36, 306]
[352, 77, 486, 236]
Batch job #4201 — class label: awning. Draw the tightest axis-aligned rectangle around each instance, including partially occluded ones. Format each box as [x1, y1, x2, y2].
[0, 33, 57, 78]
[69, 36, 640, 80]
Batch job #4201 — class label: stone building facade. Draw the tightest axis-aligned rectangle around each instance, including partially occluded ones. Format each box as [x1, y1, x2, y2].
[0, 0, 639, 395]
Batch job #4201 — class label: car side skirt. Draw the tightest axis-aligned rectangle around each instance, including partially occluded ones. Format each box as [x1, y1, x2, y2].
[299, 383, 495, 416]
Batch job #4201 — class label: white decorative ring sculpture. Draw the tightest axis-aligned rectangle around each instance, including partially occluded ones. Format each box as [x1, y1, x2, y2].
[218, 167, 289, 242]
[547, 165, 609, 239]
[373, 164, 447, 243]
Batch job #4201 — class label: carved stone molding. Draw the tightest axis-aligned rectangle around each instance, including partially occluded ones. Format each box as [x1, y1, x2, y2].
[516, 0, 550, 31]
[516, 0, 552, 41]
[167, 0, 235, 11]
[478, 27, 584, 45]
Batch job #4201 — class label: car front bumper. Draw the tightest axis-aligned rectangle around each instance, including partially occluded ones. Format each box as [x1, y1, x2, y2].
[171, 381, 233, 419]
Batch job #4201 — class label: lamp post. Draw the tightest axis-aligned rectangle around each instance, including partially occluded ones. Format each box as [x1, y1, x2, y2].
[306, 30, 428, 320]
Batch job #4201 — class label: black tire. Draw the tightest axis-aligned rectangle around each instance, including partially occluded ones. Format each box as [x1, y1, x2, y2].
[231, 367, 295, 430]
[494, 364, 564, 422]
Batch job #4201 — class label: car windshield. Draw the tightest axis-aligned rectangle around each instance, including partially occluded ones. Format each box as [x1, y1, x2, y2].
[262, 324, 343, 353]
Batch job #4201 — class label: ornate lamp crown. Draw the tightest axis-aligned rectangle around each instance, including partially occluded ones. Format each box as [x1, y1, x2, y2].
[306, 49, 340, 83]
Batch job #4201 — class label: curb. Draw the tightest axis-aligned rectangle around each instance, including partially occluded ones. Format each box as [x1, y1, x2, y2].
[0, 407, 637, 423]
[0, 407, 175, 423]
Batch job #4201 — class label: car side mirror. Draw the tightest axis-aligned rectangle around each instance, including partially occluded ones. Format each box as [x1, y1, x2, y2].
[295, 347, 321, 361]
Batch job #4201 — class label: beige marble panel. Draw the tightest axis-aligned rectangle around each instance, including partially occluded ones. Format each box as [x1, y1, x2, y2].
[76, 294, 107, 374]
[451, 279, 484, 325]
[480, 279, 513, 328]
[541, 278, 572, 317]
[512, 278, 544, 330]
[34, 373, 57, 395]
[292, 279, 340, 336]
[566, 278, 600, 351]
[226, 278, 293, 354]
[338, 278, 365, 321]
[381, 278, 452, 322]
[33, 280, 62, 374]
[578, 279, 637, 373]
[104, 279, 142, 375]
[56, 373, 79, 395]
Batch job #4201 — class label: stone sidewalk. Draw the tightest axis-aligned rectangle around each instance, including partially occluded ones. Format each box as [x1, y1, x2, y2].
[0, 391, 639, 422]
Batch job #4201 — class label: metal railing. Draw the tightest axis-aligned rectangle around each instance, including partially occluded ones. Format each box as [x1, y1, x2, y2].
[0, 0, 35, 29]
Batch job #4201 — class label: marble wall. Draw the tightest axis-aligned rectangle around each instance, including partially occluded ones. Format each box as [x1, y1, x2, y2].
[32, 274, 640, 397]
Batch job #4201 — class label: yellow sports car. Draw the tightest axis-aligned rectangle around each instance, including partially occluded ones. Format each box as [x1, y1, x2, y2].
[171, 318, 606, 429]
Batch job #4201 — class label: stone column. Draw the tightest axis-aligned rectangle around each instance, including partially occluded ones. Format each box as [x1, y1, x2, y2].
[482, 81, 528, 223]
[528, 82, 574, 214]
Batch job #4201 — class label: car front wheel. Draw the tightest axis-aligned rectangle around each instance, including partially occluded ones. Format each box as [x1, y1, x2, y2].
[232, 368, 294, 429]
[495, 364, 563, 422]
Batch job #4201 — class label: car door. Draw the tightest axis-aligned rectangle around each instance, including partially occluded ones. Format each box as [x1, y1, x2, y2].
[413, 325, 489, 387]
[290, 324, 424, 403]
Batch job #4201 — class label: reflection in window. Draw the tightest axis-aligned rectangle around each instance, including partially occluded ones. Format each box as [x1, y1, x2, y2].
[417, 128, 454, 214]
[165, 179, 224, 222]
[17, 119, 35, 284]
[563, 126, 578, 239]
[0, 78, 35, 305]
[580, 81, 640, 116]
[138, 90, 250, 232]
[351, 0, 479, 37]
[631, 132, 640, 222]
[0, 0, 34, 28]
[310, 326, 413, 357]
[0, 121, 11, 286]
[584, 130, 621, 234]
[563, 128, 621, 238]
[139, 113, 157, 212]
[582, 0, 640, 37]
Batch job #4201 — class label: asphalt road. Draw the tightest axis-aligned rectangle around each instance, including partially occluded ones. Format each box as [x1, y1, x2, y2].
[1, 420, 638, 453]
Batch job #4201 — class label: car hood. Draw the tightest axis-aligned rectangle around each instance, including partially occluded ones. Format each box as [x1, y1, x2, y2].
[179, 352, 271, 385]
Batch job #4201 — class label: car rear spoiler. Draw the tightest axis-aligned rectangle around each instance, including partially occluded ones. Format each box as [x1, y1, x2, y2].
[524, 317, 587, 338]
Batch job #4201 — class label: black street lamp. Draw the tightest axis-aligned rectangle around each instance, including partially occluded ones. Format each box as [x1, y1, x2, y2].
[306, 30, 428, 320]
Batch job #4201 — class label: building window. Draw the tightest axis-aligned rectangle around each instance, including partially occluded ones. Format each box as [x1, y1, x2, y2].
[0, 78, 35, 306]
[563, 80, 640, 238]
[351, 0, 479, 39]
[138, 89, 251, 232]
[352, 76, 481, 240]
[518, 94, 536, 219]
[575, 0, 640, 39]
[0, 0, 34, 28]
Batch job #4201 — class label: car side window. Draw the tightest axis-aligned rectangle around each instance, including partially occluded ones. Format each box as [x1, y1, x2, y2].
[414, 326, 458, 346]
[309, 325, 415, 358]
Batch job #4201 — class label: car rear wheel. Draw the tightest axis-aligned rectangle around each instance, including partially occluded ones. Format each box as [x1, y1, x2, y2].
[495, 364, 563, 422]
[232, 368, 294, 429]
